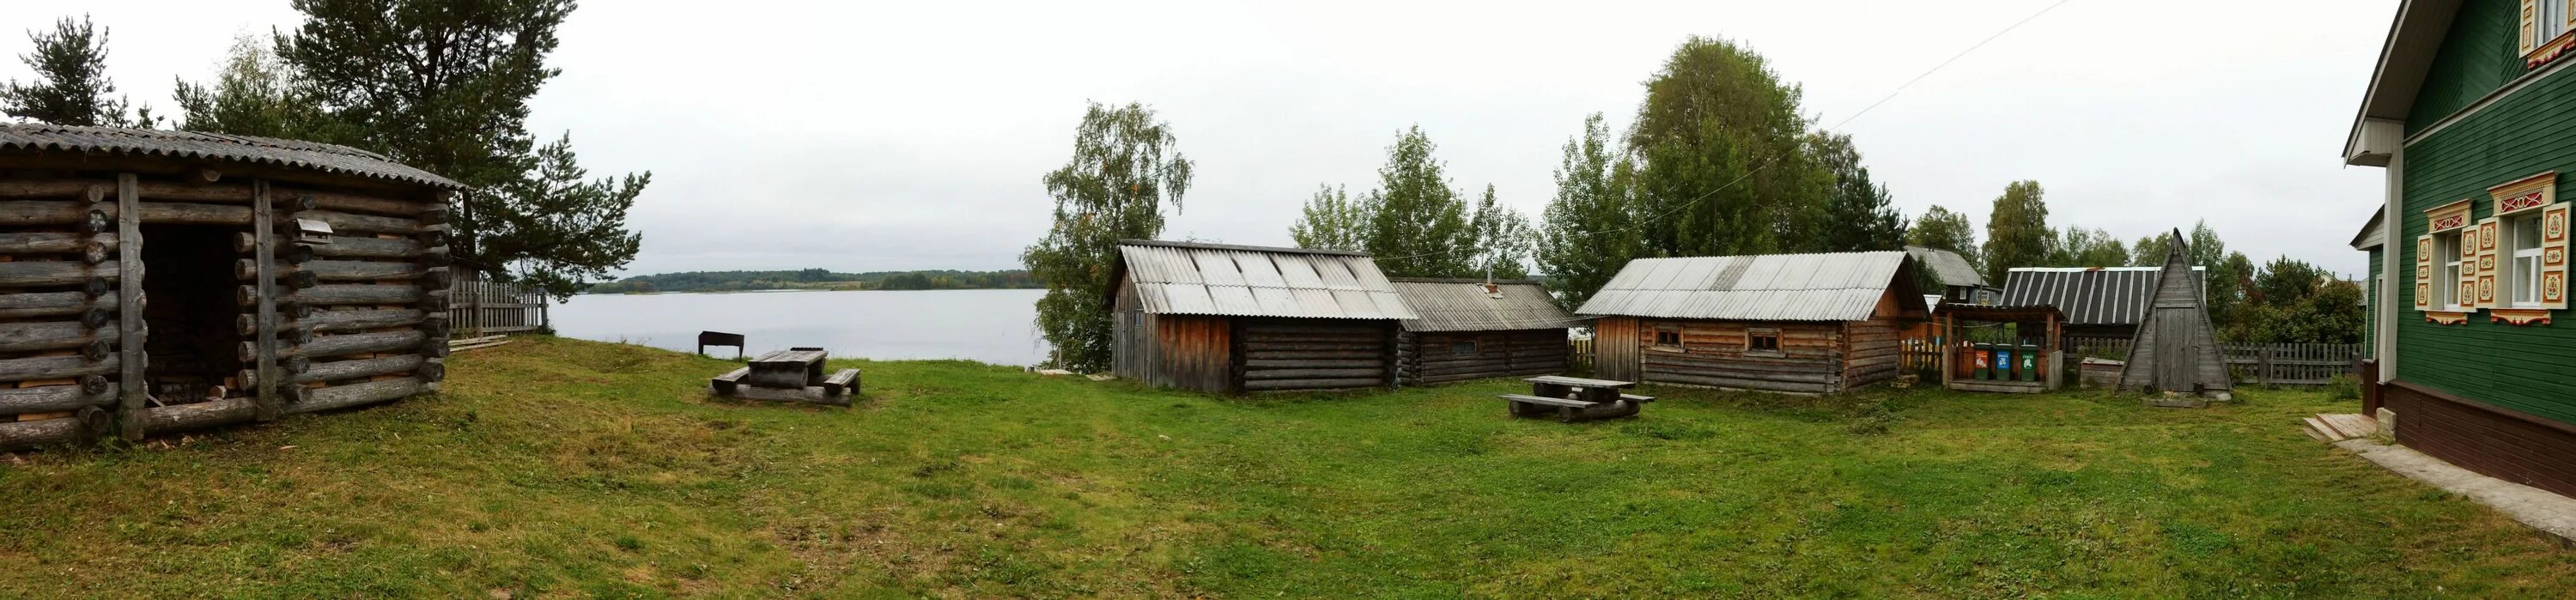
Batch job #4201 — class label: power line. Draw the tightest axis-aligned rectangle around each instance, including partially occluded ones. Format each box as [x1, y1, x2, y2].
[1376, 0, 2076, 265]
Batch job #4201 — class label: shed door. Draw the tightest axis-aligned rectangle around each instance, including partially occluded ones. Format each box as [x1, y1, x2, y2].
[2152, 312, 2197, 393]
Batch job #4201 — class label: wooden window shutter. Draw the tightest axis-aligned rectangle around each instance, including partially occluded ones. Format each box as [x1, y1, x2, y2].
[2527, 0, 2543, 56]
[2546, 203, 2571, 309]
[2475, 217, 2503, 309]
[2416, 234, 2435, 311]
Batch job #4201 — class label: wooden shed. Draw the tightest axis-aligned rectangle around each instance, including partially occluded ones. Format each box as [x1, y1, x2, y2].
[1387, 278, 1584, 385]
[0, 125, 457, 451]
[1575, 252, 1928, 393]
[2119, 230, 2232, 401]
[1107, 240, 1419, 394]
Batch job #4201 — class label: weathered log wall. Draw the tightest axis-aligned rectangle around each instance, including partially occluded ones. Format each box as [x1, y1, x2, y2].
[1635, 318, 1850, 394]
[1397, 328, 1568, 385]
[0, 171, 447, 452]
[1232, 318, 1395, 393]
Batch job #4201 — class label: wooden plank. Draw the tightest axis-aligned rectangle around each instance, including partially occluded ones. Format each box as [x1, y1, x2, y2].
[288, 377, 424, 414]
[1525, 374, 1635, 388]
[1498, 393, 1595, 408]
[709, 367, 749, 395]
[821, 368, 860, 396]
[115, 173, 143, 440]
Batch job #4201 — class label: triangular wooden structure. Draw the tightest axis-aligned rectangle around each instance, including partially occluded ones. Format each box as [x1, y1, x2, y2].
[2117, 229, 2233, 401]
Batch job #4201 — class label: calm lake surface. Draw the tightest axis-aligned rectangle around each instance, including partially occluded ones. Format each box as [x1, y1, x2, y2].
[552, 288, 1050, 366]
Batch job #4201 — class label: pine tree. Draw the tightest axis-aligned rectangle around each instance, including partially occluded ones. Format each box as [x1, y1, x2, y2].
[1, 15, 149, 127]
[279, 0, 646, 298]
[1810, 132, 1906, 252]
[1021, 102, 1193, 371]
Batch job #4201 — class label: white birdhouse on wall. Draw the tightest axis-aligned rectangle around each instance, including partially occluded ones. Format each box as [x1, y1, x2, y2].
[295, 218, 333, 245]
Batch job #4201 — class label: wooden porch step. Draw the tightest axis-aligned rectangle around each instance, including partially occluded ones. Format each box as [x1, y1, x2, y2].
[2304, 413, 2376, 442]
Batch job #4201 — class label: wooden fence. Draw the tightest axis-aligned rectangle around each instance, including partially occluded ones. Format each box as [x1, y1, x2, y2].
[448, 277, 550, 336]
[1568, 336, 1595, 373]
[2057, 336, 2359, 386]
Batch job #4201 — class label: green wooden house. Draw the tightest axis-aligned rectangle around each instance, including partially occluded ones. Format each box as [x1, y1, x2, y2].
[2346, 0, 2576, 498]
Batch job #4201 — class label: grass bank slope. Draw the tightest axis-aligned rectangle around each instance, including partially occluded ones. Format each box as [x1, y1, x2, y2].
[1, 336, 2570, 597]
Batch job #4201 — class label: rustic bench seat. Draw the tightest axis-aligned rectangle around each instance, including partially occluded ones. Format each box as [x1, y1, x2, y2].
[1620, 393, 1656, 403]
[821, 368, 860, 397]
[710, 367, 749, 395]
[1498, 393, 1594, 408]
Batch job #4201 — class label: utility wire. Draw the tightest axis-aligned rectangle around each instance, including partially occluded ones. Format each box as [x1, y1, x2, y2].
[1376, 0, 2076, 266]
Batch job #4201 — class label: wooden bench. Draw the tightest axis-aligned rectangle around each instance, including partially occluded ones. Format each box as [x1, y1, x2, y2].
[821, 368, 860, 397]
[710, 367, 748, 395]
[1499, 393, 1595, 409]
[1620, 393, 1656, 403]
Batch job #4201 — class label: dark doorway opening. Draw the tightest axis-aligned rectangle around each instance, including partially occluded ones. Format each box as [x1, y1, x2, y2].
[139, 224, 246, 404]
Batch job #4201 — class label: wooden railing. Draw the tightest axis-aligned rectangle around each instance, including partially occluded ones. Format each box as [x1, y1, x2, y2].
[1567, 336, 1595, 373]
[2220, 342, 2360, 386]
[447, 276, 550, 336]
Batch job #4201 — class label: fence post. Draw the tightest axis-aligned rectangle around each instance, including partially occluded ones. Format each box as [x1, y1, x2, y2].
[2257, 347, 2274, 386]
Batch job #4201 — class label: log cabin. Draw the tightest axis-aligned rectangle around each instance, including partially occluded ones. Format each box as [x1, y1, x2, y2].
[1387, 278, 1584, 385]
[1107, 240, 1419, 394]
[0, 125, 457, 451]
[1576, 252, 1927, 394]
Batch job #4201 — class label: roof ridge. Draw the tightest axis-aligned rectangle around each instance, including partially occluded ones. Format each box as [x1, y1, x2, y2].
[1116, 239, 1370, 257]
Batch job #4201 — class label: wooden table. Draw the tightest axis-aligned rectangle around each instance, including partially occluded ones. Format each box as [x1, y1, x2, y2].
[1506, 375, 1650, 422]
[747, 349, 827, 388]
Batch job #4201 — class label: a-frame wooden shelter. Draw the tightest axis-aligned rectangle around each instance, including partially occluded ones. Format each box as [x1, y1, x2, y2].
[2118, 229, 2233, 403]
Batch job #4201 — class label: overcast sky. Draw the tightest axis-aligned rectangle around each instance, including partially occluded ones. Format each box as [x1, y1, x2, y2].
[5, 0, 2397, 278]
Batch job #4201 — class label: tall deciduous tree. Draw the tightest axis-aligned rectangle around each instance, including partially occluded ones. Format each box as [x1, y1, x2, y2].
[279, 0, 645, 298]
[1467, 185, 1534, 279]
[1288, 184, 1368, 251]
[1906, 205, 1980, 272]
[1981, 179, 2051, 283]
[2050, 227, 2128, 267]
[173, 34, 333, 139]
[1022, 101, 1193, 371]
[1537, 113, 1638, 311]
[1360, 125, 1475, 277]
[1626, 36, 1829, 258]
[2, 15, 149, 127]
[1811, 132, 1906, 252]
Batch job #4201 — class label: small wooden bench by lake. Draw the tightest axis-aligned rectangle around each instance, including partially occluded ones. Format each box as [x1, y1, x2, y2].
[711, 349, 860, 406]
[1504, 375, 1652, 423]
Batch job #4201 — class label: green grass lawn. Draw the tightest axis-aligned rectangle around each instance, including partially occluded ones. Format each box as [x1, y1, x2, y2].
[2, 336, 2571, 597]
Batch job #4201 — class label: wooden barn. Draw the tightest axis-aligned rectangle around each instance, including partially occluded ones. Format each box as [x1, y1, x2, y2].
[1387, 277, 1584, 385]
[0, 125, 456, 451]
[1576, 252, 1928, 393]
[1107, 240, 1419, 394]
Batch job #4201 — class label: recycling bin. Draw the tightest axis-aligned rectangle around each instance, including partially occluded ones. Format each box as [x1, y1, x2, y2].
[2018, 344, 2040, 382]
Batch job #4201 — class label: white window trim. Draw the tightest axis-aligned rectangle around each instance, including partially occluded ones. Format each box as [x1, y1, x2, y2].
[2439, 231, 2465, 310]
[2511, 214, 2548, 306]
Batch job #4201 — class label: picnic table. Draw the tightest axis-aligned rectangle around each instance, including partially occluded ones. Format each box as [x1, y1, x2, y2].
[1501, 375, 1654, 423]
[710, 348, 861, 407]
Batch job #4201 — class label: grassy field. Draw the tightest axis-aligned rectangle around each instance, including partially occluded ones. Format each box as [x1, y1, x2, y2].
[1, 336, 2572, 597]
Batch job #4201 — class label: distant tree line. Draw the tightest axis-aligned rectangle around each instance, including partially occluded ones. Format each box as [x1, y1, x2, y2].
[585, 269, 1042, 294]
[3, 6, 645, 301]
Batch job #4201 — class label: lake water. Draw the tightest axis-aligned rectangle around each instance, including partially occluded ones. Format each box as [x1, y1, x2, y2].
[551, 288, 1052, 366]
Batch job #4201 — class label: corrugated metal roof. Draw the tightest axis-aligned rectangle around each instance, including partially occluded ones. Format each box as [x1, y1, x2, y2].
[1575, 251, 1912, 321]
[1116, 240, 1418, 319]
[1996, 267, 2208, 325]
[0, 124, 464, 190]
[1388, 278, 1589, 332]
[1905, 245, 1984, 287]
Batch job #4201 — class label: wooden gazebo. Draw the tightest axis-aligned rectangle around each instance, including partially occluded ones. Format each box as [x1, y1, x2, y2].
[0, 125, 458, 450]
[1933, 304, 2064, 393]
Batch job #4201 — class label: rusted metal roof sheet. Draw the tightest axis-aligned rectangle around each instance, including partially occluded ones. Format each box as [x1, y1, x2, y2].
[0, 124, 464, 190]
[1116, 240, 1416, 319]
[1996, 267, 2207, 326]
[1575, 252, 1911, 321]
[1905, 245, 1984, 287]
[1390, 278, 1587, 332]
